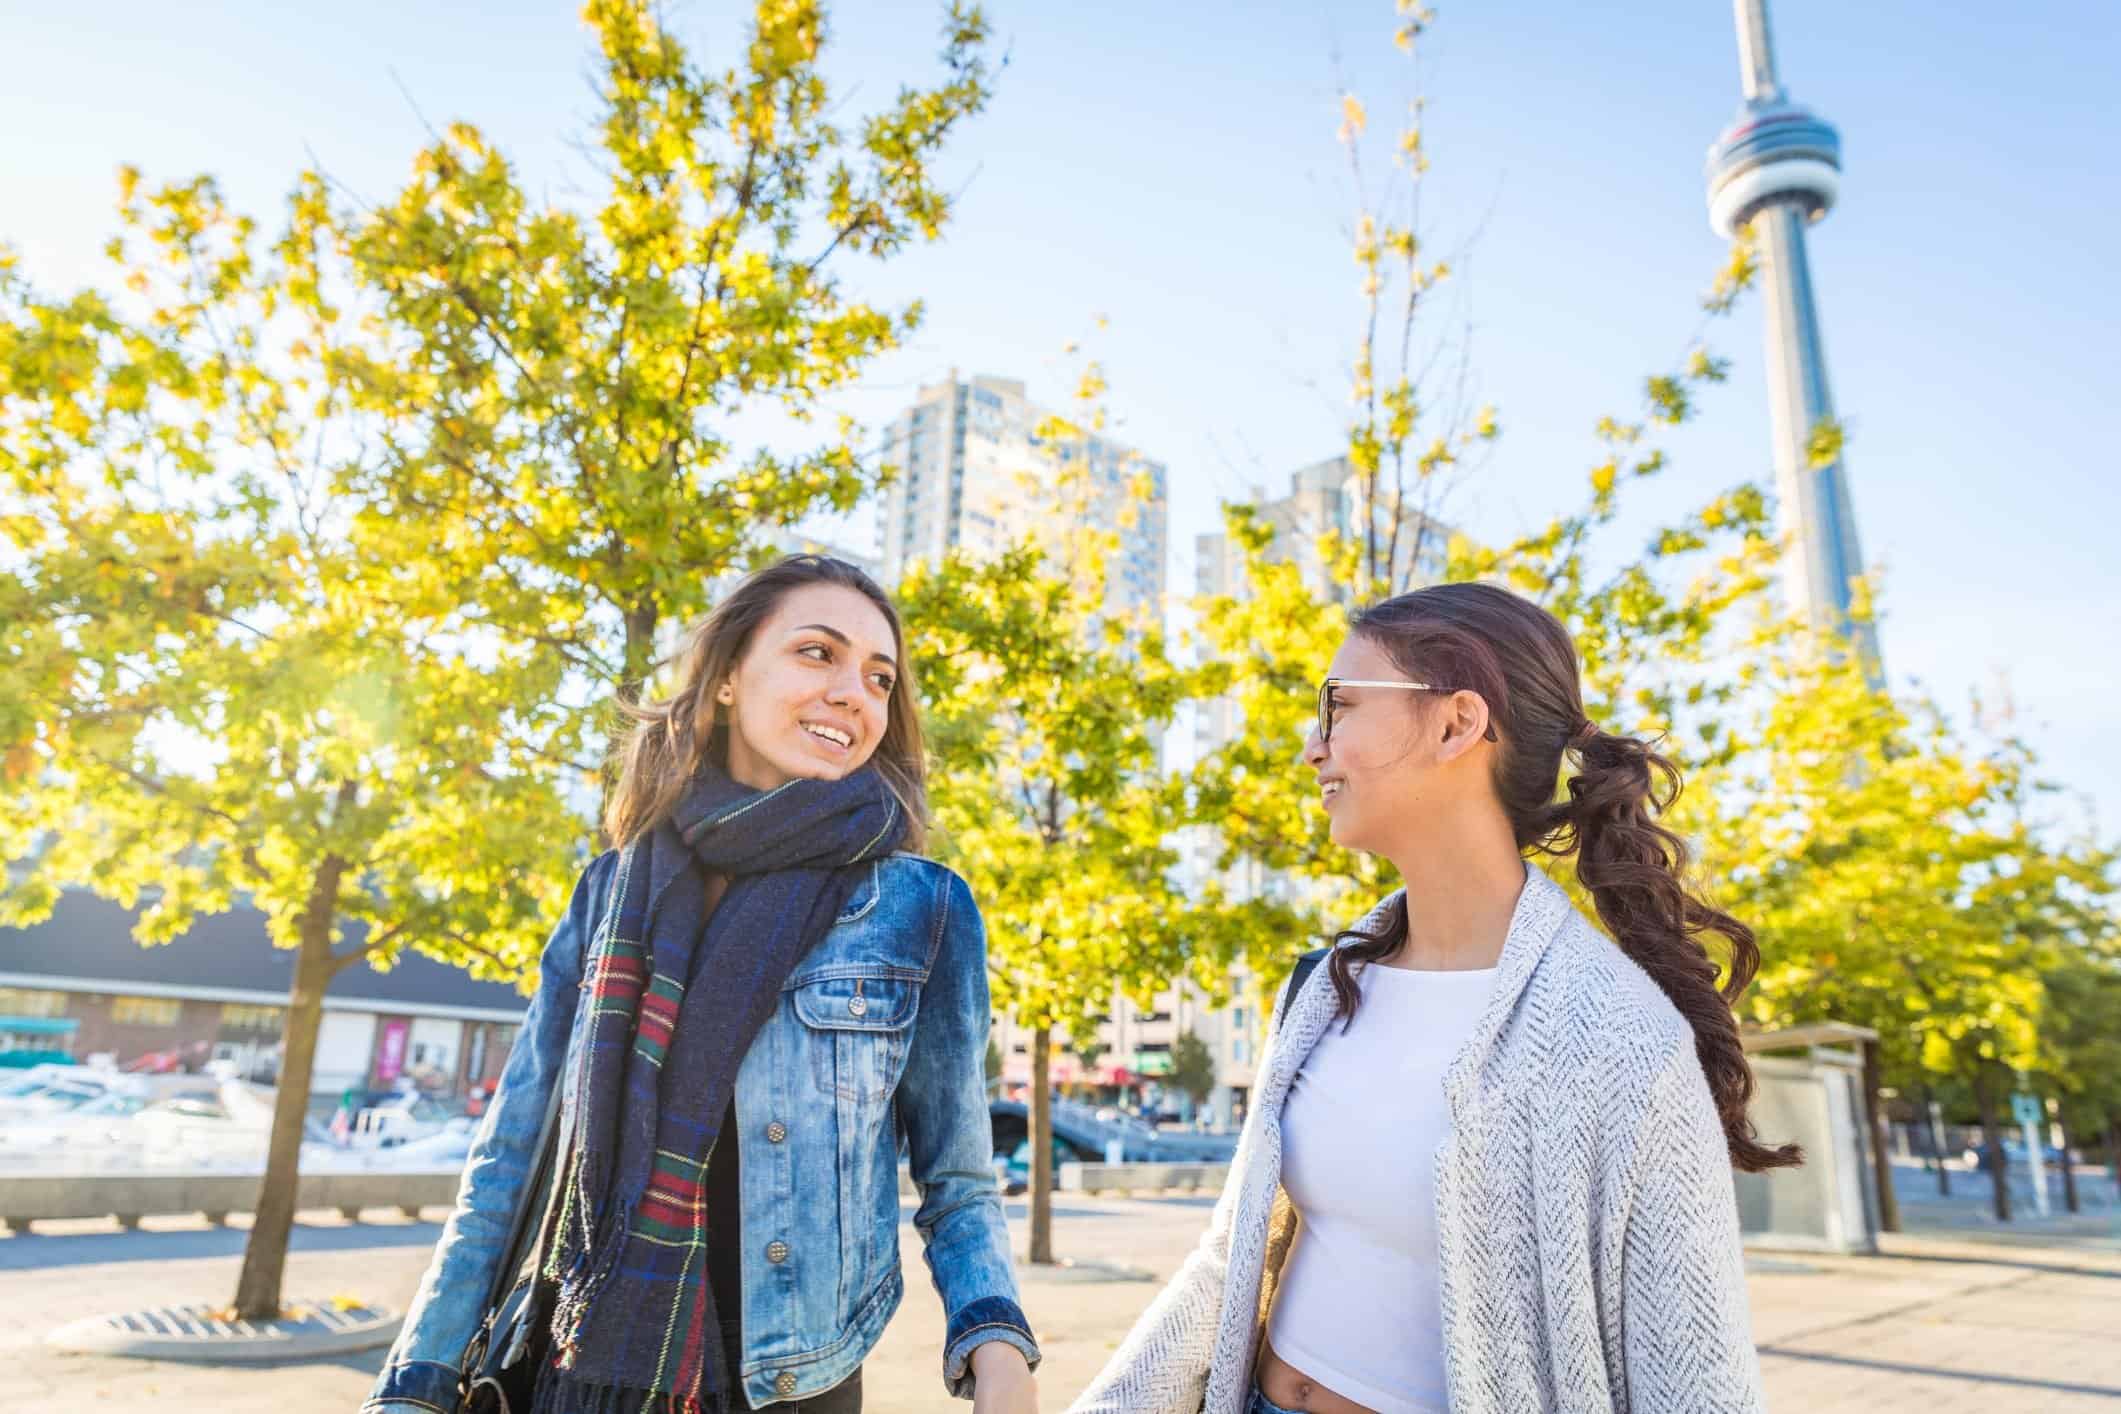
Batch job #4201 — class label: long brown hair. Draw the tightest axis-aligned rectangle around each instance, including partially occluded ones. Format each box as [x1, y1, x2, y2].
[1330, 582, 1799, 1173]
[603, 555, 929, 852]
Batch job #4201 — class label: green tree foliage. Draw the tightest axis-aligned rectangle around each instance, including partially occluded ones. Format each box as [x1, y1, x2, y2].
[0, 176, 582, 1320]
[897, 360, 1246, 1262]
[1187, 261, 1775, 993]
[1167, 1028, 1217, 1112]
[1683, 616, 2114, 1212]
[1186, 14, 2120, 1237]
[2036, 951, 2121, 1203]
[310, 0, 994, 715]
[1, 0, 994, 1317]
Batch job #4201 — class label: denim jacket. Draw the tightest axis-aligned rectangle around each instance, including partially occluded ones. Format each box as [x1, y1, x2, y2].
[364, 849, 1039, 1411]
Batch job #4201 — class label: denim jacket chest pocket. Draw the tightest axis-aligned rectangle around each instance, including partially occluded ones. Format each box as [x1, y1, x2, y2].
[785, 860, 932, 1103]
[790, 971, 921, 1101]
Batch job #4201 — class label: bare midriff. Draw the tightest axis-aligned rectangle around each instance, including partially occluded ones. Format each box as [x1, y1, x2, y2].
[1255, 1340, 1378, 1414]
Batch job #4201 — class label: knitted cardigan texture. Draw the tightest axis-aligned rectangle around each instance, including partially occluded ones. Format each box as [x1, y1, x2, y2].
[1068, 865, 1765, 1414]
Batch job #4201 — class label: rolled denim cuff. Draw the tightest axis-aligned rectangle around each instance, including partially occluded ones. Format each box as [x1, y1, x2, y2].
[942, 1294, 1041, 1398]
[361, 1356, 461, 1413]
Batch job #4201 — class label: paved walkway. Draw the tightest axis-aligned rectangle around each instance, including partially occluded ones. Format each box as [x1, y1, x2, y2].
[0, 1189, 2114, 1412]
[1749, 1233, 2121, 1411]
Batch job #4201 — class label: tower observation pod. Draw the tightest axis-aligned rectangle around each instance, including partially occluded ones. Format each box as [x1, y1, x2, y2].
[1706, 0, 1880, 681]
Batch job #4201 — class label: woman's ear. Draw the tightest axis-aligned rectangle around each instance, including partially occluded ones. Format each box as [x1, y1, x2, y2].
[1435, 689, 1492, 761]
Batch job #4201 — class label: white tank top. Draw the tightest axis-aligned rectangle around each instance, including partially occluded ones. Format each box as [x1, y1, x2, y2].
[1267, 960, 1498, 1414]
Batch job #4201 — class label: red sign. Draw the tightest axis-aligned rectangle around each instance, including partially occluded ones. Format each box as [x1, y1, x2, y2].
[374, 1018, 410, 1085]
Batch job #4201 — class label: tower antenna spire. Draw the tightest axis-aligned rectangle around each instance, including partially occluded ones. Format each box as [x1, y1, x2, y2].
[1733, 0, 1784, 102]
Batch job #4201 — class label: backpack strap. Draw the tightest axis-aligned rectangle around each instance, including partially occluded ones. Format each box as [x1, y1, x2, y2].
[1277, 948, 1331, 1033]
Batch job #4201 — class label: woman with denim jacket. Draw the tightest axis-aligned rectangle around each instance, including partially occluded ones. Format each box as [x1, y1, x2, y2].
[365, 555, 1040, 1414]
[1072, 583, 1791, 1414]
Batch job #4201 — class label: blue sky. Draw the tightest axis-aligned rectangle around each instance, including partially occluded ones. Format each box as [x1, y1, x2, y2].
[5, 0, 2115, 835]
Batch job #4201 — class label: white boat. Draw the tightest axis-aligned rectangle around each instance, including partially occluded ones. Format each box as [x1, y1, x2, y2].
[133, 1080, 276, 1167]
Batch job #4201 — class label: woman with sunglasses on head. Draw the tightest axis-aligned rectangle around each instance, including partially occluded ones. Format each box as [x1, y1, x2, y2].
[1071, 582, 1792, 1414]
[366, 556, 1039, 1414]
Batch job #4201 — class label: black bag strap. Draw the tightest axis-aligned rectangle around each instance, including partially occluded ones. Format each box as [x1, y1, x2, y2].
[472, 861, 619, 1347]
[478, 1064, 566, 1322]
[1276, 948, 1330, 1033]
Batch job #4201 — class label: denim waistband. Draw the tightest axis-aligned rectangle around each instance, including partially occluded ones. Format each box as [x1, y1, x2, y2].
[1249, 1384, 1305, 1414]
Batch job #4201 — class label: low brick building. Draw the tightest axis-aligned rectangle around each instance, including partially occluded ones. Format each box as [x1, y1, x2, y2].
[0, 890, 529, 1100]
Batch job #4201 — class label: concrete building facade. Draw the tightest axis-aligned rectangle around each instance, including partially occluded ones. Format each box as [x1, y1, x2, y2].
[875, 373, 1168, 617]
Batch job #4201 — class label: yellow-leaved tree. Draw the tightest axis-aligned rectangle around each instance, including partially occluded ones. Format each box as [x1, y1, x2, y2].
[2, 0, 994, 1318]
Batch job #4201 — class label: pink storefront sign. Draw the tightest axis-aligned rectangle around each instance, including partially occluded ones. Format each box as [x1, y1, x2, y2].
[373, 1017, 411, 1085]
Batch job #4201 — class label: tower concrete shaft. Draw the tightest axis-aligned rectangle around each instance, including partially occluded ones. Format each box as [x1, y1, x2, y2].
[1708, 0, 1880, 680]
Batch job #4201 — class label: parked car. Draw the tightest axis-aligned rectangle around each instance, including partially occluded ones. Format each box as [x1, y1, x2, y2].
[988, 1097, 1237, 1168]
[998, 1135, 1098, 1195]
[1962, 1137, 2068, 1168]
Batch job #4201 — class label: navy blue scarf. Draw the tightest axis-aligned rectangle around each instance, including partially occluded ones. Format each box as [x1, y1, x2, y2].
[536, 765, 906, 1414]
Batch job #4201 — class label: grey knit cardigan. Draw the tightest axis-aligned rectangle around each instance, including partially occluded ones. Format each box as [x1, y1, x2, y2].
[1069, 864, 1764, 1414]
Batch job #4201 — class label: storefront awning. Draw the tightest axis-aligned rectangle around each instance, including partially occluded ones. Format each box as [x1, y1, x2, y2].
[0, 1016, 79, 1036]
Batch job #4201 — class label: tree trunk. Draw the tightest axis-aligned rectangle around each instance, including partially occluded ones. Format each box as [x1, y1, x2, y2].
[620, 603, 660, 704]
[2107, 1115, 2120, 1199]
[232, 858, 347, 1319]
[1028, 1027, 1055, 1265]
[2057, 1115, 2079, 1215]
[1861, 1041, 1900, 1233]
[1974, 1068, 2010, 1223]
[1920, 1084, 1949, 1197]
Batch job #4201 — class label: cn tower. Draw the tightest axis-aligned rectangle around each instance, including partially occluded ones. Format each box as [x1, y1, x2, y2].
[1706, 0, 1881, 680]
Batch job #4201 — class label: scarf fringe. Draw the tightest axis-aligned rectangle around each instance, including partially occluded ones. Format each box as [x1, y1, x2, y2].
[549, 1174, 645, 1366]
[529, 1372, 737, 1414]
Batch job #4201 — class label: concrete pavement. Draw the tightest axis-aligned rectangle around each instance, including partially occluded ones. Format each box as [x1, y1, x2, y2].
[0, 1185, 2114, 1412]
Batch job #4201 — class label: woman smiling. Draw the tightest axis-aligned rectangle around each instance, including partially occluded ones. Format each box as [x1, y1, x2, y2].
[366, 555, 1039, 1414]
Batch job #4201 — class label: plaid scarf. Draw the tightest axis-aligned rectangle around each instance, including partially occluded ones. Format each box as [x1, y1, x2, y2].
[533, 765, 906, 1414]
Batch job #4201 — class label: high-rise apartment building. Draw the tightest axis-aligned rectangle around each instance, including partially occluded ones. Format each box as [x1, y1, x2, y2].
[875, 374, 1167, 615]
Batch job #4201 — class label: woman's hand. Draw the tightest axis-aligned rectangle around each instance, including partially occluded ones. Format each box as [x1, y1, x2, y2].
[969, 1340, 1039, 1414]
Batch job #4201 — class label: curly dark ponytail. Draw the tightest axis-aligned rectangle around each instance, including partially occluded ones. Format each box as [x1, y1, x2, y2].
[1327, 583, 1800, 1174]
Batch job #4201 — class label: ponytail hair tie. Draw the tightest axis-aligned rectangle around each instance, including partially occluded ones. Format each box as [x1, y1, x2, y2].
[1570, 717, 1599, 747]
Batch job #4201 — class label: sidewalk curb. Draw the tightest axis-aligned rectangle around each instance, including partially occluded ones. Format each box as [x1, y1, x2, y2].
[46, 1299, 401, 1363]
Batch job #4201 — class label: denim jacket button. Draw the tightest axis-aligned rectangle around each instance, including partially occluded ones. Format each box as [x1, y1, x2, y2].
[766, 1239, 790, 1263]
[765, 1120, 788, 1144]
[775, 1372, 798, 1397]
[847, 995, 868, 1017]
